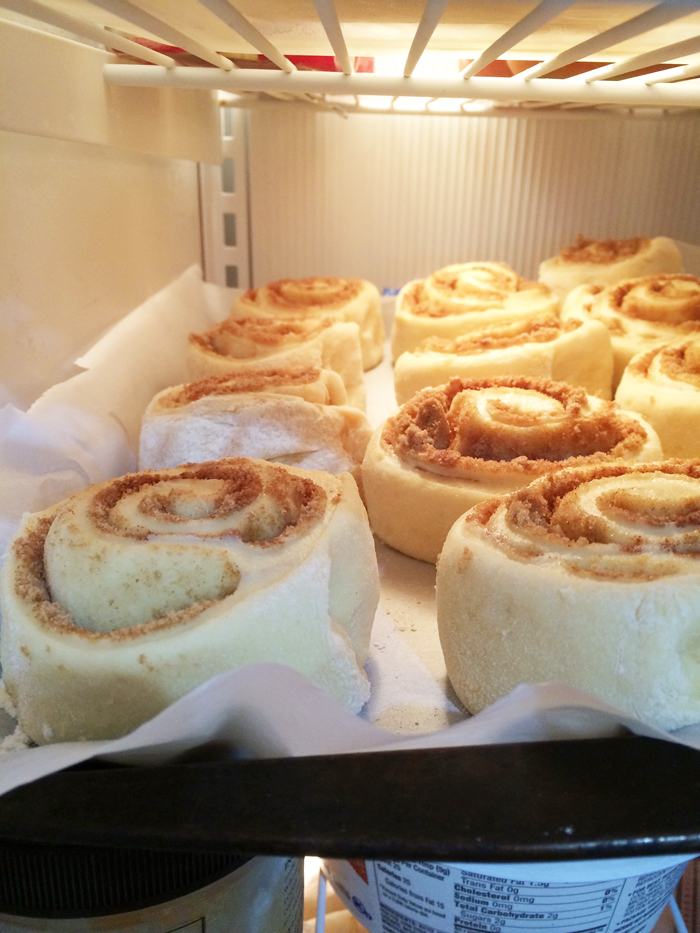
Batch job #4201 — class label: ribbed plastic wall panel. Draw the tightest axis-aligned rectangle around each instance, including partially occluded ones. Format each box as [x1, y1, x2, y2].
[247, 109, 700, 288]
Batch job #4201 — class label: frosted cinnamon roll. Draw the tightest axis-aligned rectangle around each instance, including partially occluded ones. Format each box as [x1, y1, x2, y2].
[0, 459, 379, 743]
[437, 459, 700, 731]
[539, 235, 682, 300]
[393, 311, 613, 405]
[187, 316, 366, 410]
[616, 336, 700, 458]
[562, 273, 700, 390]
[361, 376, 662, 564]
[139, 368, 372, 480]
[391, 262, 558, 361]
[232, 277, 384, 370]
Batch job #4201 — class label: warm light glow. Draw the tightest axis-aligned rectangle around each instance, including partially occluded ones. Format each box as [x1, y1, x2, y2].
[358, 95, 393, 110]
[462, 99, 494, 112]
[393, 96, 429, 111]
[408, 52, 463, 77]
[373, 53, 462, 77]
[427, 97, 470, 113]
[372, 55, 406, 76]
[324, 95, 357, 106]
[304, 856, 323, 886]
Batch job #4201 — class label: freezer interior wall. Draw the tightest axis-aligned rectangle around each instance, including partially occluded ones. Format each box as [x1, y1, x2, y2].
[2, 17, 700, 409]
[0, 17, 220, 410]
[243, 105, 700, 292]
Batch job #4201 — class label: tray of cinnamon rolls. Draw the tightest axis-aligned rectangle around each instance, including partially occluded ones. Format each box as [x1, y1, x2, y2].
[2, 235, 700, 755]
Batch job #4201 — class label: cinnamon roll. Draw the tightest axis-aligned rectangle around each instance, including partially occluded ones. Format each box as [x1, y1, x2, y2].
[0, 459, 379, 742]
[393, 311, 613, 405]
[187, 316, 366, 410]
[539, 235, 683, 300]
[391, 262, 558, 361]
[232, 277, 384, 370]
[616, 336, 700, 458]
[361, 376, 662, 564]
[562, 273, 700, 390]
[437, 459, 700, 732]
[139, 367, 372, 481]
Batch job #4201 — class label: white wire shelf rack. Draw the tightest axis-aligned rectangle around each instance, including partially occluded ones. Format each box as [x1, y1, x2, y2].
[4, 0, 700, 114]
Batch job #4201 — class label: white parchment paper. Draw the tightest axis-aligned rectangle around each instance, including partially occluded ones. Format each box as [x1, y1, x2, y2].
[0, 262, 699, 811]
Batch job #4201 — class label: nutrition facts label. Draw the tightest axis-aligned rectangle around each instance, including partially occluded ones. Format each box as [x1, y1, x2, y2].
[281, 856, 305, 933]
[322, 858, 689, 933]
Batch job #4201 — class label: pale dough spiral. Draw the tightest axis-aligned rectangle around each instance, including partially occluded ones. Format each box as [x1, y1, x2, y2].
[361, 376, 662, 563]
[563, 273, 700, 390]
[232, 277, 384, 370]
[139, 367, 372, 480]
[538, 235, 683, 300]
[393, 311, 613, 404]
[616, 336, 700, 458]
[187, 315, 366, 410]
[437, 460, 700, 731]
[0, 459, 379, 742]
[391, 262, 558, 361]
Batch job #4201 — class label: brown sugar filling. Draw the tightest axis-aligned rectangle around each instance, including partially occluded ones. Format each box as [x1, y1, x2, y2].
[608, 275, 700, 325]
[386, 376, 646, 479]
[404, 265, 546, 319]
[255, 277, 362, 310]
[12, 514, 221, 640]
[158, 366, 322, 408]
[477, 460, 700, 552]
[12, 460, 330, 639]
[559, 235, 648, 264]
[631, 341, 700, 389]
[190, 315, 334, 358]
[90, 461, 263, 539]
[662, 342, 700, 387]
[421, 314, 576, 354]
[90, 459, 327, 546]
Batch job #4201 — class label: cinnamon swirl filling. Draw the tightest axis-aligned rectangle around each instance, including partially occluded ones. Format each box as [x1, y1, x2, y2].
[362, 376, 661, 564]
[559, 235, 649, 265]
[187, 315, 366, 410]
[539, 236, 683, 302]
[150, 366, 346, 409]
[393, 312, 614, 403]
[615, 336, 700, 459]
[247, 277, 364, 311]
[475, 460, 700, 567]
[232, 276, 384, 370]
[388, 376, 650, 482]
[193, 316, 334, 359]
[391, 262, 558, 360]
[39, 460, 326, 634]
[1, 458, 380, 741]
[563, 274, 700, 390]
[609, 275, 700, 325]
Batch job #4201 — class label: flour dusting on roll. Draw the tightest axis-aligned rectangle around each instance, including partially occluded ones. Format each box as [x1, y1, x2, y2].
[616, 336, 700, 458]
[233, 277, 384, 370]
[362, 375, 662, 564]
[437, 459, 700, 731]
[188, 316, 366, 410]
[393, 310, 613, 404]
[391, 262, 558, 361]
[539, 235, 683, 300]
[0, 458, 379, 742]
[139, 367, 372, 481]
[562, 273, 700, 390]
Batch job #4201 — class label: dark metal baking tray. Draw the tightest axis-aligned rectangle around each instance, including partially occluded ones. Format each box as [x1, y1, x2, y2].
[0, 735, 697, 862]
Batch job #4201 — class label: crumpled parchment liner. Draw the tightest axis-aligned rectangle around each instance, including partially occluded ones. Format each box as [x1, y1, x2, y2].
[0, 265, 698, 832]
[0, 664, 697, 800]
